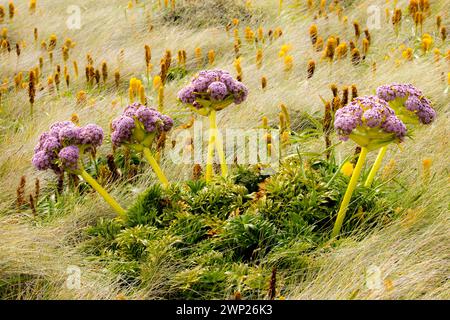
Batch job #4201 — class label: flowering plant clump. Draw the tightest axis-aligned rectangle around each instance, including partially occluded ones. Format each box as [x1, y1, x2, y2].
[362, 84, 437, 188]
[376, 83, 436, 125]
[334, 95, 407, 151]
[33, 121, 104, 173]
[111, 103, 174, 187]
[178, 70, 249, 182]
[32, 121, 126, 217]
[177, 69, 248, 116]
[111, 102, 174, 150]
[331, 95, 409, 238]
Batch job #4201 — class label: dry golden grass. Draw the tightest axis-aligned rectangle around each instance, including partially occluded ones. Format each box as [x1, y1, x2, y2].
[0, 0, 448, 299]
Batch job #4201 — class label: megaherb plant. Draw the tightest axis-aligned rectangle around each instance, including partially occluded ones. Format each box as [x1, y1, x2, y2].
[32, 121, 126, 217]
[178, 69, 248, 182]
[111, 103, 174, 187]
[332, 95, 407, 238]
[364, 83, 437, 186]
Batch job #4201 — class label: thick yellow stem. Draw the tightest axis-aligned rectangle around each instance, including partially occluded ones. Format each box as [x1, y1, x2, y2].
[143, 147, 169, 187]
[331, 147, 369, 238]
[210, 110, 228, 177]
[364, 146, 387, 187]
[80, 169, 126, 218]
[205, 115, 216, 182]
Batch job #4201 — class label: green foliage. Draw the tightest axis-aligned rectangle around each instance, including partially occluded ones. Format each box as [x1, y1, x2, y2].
[83, 154, 397, 299]
[218, 213, 281, 261]
[166, 67, 188, 82]
[256, 157, 395, 238]
[115, 225, 160, 260]
[125, 184, 167, 227]
[232, 165, 268, 193]
[186, 179, 249, 218]
[168, 212, 209, 245]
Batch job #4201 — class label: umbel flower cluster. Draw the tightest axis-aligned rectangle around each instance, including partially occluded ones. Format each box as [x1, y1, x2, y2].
[33, 121, 104, 173]
[111, 102, 173, 149]
[334, 95, 407, 151]
[111, 103, 174, 187]
[177, 69, 248, 114]
[376, 83, 436, 125]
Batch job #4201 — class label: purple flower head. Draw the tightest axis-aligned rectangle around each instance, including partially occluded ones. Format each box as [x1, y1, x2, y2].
[232, 81, 249, 104]
[136, 106, 162, 133]
[381, 115, 407, 138]
[111, 104, 173, 147]
[376, 83, 436, 124]
[49, 121, 75, 138]
[111, 115, 135, 147]
[32, 150, 54, 171]
[58, 146, 80, 171]
[208, 81, 228, 101]
[42, 136, 62, 153]
[335, 95, 407, 147]
[34, 132, 51, 153]
[79, 124, 104, 147]
[123, 102, 141, 117]
[178, 85, 196, 104]
[59, 126, 82, 145]
[178, 69, 248, 111]
[160, 115, 174, 132]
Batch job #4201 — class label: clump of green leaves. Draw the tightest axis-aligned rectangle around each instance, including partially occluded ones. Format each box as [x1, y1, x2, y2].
[82, 157, 397, 299]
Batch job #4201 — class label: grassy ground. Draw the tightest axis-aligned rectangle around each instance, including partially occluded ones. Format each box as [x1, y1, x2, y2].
[0, 0, 448, 299]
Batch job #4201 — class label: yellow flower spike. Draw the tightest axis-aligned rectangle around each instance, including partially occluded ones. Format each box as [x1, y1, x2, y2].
[402, 48, 413, 61]
[341, 162, 354, 177]
[284, 55, 293, 72]
[158, 86, 164, 112]
[309, 24, 318, 46]
[262, 116, 268, 129]
[256, 49, 263, 69]
[29, 0, 36, 14]
[232, 18, 239, 26]
[280, 104, 290, 131]
[422, 158, 432, 184]
[433, 48, 441, 62]
[261, 76, 267, 90]
[70, 113, 80, 125]
[208, 49, 215, 65]
[234, 57, 242, 79]
[153, 75, 162, 90]
[0, 6, 4, 24]
[76, 90, 87, 104]
[129, 86, 134, 102]
[127, 1, 133, 9]
[307, 60, 315, 79]
[8, 1, 14, 20]
[281, 131, 290, 145]
[139, 85, 146, 105]
[257, 26, 264, 42]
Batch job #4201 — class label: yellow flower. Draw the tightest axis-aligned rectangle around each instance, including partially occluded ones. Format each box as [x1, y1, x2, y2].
[341, 162, 354, 177]
[278, 43, 292, 57]
[153, 75, 162, 90]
